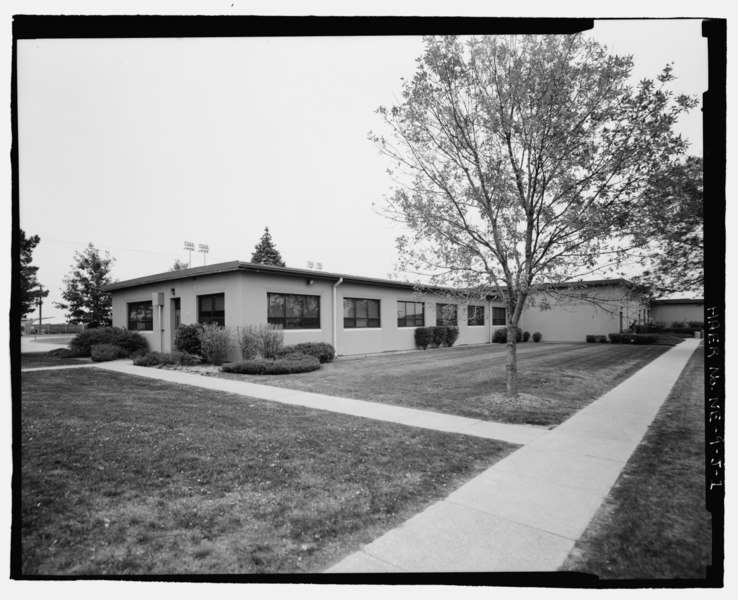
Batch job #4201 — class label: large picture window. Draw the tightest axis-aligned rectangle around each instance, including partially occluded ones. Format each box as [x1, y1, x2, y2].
[268, 293, 321, 329]
[344, 298, 380, 328]
[467, 305, 485, 326]
[436, 303, 458, 327]
[128, 301, 153, 331]
[397, 301, 424, 328]
[492, 306, 506, 326]
[198, 293, 225, 326]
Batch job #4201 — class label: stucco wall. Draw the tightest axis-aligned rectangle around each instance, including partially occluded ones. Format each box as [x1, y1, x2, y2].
[519, 286, 647, 342]
[651, 302, 704, 326]
[111, 270, 507, 358]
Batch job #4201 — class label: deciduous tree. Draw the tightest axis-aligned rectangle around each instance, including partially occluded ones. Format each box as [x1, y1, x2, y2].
[170, 258, 189, 271]
[20, 229, 47, 318]
[374, 35, 696, 398]
[55, 243, 115, 328]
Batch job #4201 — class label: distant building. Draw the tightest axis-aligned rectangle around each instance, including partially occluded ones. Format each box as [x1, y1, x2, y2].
[650, 298, 705, 326]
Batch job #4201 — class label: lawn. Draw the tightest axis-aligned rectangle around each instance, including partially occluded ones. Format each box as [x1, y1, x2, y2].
[560, 347, 712, 579]
[21, 353, 91, 369]
[216, 342, 673, 426]
[21, 368, 516, 575]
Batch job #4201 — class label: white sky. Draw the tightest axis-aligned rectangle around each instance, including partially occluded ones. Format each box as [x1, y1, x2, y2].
[16, 19, 708, 322]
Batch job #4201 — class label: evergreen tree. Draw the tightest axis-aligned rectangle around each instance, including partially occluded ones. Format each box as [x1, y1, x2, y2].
[20, 229, 48, 318]
[250, 227, 286, 267]
[55, 243, 115, 328]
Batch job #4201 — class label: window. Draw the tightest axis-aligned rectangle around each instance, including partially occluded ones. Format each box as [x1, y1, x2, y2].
[128, 301, 153, 331]
[467, 305, 485, 326]
[198, 293, 225, 326]
[492, 306, 506, 326]
[436, 303, 458, 327]
[397, 301, 424, 327]
[268, 293, 320, 329]
[344, 298, 381, 328]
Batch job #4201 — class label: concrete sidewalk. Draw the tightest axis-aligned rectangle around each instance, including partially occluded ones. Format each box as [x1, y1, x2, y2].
[95, 361, 548, 445]
[325, 338, 701, 572]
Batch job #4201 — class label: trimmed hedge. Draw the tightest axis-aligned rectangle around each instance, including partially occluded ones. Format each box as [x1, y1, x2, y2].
[133, 351, 200, 367]
[430, 326, 445, 348]
[492, 327, 523, 343]
[608, 333, 658, 345]
[586, 335, 608, 343]
[532, 332, 542, 343]
[174, 324, 204, 355]
[445, 326, 460, 347]
[278, 342, 335, 363]
[90, 343, 129, 362]
[414, 327, 431, 350]
[70, 327, 149, 357]
[222, 353, 321, 375]
[523, 331, 531, 342]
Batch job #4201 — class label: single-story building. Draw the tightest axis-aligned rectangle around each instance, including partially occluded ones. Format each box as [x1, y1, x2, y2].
[105, 261, 656, 358]
[650, 298, 705, 327]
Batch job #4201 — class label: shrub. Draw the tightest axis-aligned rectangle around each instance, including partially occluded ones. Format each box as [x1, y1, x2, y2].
[688, 321, 704, 329]
[279, 342, 335, 363]
[90, 343, 128, 362]
[414, 327, 431, 350]
[46, 347, 84, 358]
[670, 321, 685, 329]
[174, 324, 204, 355]
[237, 325, 261, 360]
[70, 327, 149, 357]
[445, 326, 460, 347]
[586, 335, 608, 343]
[133, 351, 200, 367]
[532, 332, 542, 343]
[253, 323, 285, 359]
[608, 333, 657, 345]
[492, 327, 523, 343]
[523, 331, 531, 342]
[222, 353, 321, 375]
[198, 323, 233, 365]
[430, 326, 447, 348]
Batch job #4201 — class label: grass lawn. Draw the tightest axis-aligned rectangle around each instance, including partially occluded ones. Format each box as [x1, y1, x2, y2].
[21, 368, 516, 575]
[216, 342, 672, 426]
[21, 353, 92, 369]
[560, 347, 712, 579]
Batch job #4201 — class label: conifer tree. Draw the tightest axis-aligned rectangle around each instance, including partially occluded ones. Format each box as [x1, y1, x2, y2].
[250, 227, 286, 267]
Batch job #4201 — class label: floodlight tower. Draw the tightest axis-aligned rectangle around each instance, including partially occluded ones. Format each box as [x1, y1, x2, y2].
[183, 241, 195, 267]
[198, 243, 209, 266]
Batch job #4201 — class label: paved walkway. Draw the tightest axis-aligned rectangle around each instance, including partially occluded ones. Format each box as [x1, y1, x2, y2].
[94, 361, 548, 445]
[325, 338, 701, 572]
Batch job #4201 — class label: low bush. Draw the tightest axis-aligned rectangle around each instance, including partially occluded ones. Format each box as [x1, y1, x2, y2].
[260, 324, 285, 359]
[222, 353, 321, 375]
[198, 323, 234, 366]
[430, 326, 447, 348]
[523, 331, 531, 342]
[174, 324, 204, 355]
[70, 327, 149, 357]
[279, 342, 335, 363]
[492, 327, 523, 343]
[237, 325, 261, 360]
[133, 351, 200, 367]
[445, 326, 460, 347]
[608, 333, 658, 345]
[688, 321, 704, 329]
[414, 327, 431, 350]
[46, 347, 84, 358]
[532, 332, 542, 343]
[586, 335, 608, 343]
[90, 343, 129, 362]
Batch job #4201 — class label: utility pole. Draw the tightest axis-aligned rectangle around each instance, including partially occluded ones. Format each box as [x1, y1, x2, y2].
[36, 285, 44, 339]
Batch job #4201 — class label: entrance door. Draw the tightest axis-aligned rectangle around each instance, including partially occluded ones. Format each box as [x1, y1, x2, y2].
[170, 298, 181, 349]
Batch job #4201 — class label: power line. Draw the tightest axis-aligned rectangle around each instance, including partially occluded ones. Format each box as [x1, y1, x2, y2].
[42, 237, 184, 258]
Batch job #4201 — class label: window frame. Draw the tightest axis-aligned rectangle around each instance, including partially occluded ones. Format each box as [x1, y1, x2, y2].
[397, 300, 425, 328]
[127, 300, 154, 331]
[198, 293, 226, 327]
[467, 305, 486, 327]
[492, 306, 507, 326]
[267, 292, 321, 330]
[343, 297, 381, 329]
[436, 303, 458, 327]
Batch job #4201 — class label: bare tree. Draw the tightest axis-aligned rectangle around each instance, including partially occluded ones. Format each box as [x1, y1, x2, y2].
[373, 35, 696, 398]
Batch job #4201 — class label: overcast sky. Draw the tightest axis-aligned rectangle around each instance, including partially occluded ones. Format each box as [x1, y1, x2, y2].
[17, 19, 707, 322]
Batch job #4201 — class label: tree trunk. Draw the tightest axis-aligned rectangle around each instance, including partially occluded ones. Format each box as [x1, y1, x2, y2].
[505, 323, 518, 399]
